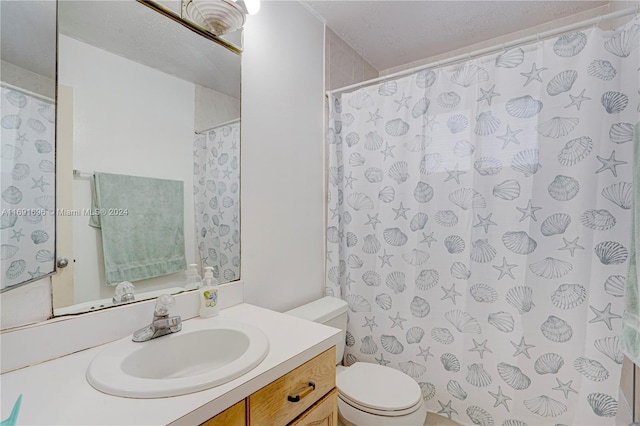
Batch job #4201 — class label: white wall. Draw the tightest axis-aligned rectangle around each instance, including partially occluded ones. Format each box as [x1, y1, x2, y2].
[241, 1, 326, 312]
[58, 35, 196, 303]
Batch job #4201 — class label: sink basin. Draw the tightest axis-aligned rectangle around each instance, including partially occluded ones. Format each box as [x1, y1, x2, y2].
[86, 319, 269, 398]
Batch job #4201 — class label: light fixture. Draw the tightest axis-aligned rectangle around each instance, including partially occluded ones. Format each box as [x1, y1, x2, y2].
[181, 0, 259, 35]
[242, 0, 260, 15]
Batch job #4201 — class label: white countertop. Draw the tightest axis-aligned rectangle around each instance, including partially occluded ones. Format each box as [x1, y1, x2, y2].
[0, 303, 341, 425]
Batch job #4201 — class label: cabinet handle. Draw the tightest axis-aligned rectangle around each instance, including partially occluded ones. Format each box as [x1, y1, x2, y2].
[287, 382, 315, 402]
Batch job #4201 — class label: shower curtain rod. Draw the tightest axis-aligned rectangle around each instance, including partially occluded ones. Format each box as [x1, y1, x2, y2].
[1, 81, 54, 104]
[327, 6, 639, 97]
[195, 118, 240, 135]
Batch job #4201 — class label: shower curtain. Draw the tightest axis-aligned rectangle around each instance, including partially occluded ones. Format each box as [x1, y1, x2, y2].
[326, 18, 639, 426]
[1, 86, 56, 289]
[193, 120, 240, 282]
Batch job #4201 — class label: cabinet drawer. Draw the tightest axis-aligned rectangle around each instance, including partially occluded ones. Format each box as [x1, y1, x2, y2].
[201, 400, 245, 426]
[289, 388, 337, 426]
[249, 347, 336, 425]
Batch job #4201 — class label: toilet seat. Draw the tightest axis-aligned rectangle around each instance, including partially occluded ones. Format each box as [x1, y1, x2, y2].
[336, 362, 423, 417]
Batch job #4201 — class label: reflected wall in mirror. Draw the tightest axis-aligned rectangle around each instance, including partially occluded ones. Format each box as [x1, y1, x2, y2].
[54, 0, 240, 316]
[150, 0, 245, 51]
[1, 1, 57, 291]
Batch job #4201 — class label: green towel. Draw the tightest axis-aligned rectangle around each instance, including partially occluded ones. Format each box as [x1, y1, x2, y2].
[90, 172, 186, 285]
[622, 122, 640, 365]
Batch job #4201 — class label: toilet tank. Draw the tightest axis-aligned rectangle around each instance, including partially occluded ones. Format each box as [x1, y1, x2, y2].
[285, 296, 348, 364]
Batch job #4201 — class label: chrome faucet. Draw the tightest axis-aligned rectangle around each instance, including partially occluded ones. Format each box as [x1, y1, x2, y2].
[132, 294, 182, 342]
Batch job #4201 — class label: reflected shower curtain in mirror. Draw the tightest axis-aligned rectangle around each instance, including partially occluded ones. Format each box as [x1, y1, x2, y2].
[1, 86, 56, 289]
[326, 18, 639, 426]
[193, 120, 240, 282]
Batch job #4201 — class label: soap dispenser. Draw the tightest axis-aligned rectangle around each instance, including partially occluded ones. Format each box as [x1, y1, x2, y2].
[199, 267, 219, 318]
[184, 264, 202, 290]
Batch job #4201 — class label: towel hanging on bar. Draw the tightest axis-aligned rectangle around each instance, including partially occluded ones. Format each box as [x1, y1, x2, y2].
[89, 172, 187, 285]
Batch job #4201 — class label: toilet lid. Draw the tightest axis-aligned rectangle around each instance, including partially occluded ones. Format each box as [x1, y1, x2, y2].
[336, 362, 422, 412]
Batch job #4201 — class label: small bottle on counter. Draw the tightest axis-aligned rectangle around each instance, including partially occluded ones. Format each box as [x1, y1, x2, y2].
[199, 267, 219, 318]
[184, 264, 202, 290]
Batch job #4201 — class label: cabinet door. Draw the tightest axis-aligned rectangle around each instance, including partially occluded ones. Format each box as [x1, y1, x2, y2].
[202, 400, 245, 426]
[249, 347, 336, 425]
[289, 389, 337, 426]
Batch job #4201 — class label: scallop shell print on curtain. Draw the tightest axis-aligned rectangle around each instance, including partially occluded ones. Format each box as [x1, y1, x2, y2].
[326, 17, 639, 426]
[193, 120, 240, 282]
[1, 87, 56, 289]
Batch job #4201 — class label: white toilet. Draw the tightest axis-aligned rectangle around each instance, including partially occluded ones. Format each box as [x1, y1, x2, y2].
[286, 296, 428, 426]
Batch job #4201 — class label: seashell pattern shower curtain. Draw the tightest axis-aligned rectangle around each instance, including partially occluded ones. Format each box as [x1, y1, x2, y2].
[326, 18, 639, 426]
[193, 120, 240, 282]
[1, 87, 56, 290]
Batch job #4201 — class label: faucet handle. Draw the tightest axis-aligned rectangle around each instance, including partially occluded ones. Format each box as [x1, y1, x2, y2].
[154, 294, 175, 316]
[113, 281, 135, 304]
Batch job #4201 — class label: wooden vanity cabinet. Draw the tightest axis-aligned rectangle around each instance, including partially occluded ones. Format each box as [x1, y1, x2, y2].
[201, 400, 245, 426]
[289, 389, 337, 426]
[202, 347, 337, 426]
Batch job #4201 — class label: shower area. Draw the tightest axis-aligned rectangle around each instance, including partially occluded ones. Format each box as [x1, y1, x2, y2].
[325, 11, 639, 426]
[193, 119, 241, 282]
[1, 84, 56, 289]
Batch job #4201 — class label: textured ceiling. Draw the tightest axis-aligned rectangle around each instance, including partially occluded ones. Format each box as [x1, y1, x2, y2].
[1, 1, 57, 79]
[305, 1, 609, 71]
[4, 1, 611, 95]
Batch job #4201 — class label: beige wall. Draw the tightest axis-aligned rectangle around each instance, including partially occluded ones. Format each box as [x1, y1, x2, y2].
[608, 1, 640, 29]
[0, 277, 51, 329]
[194, 84, 240, 132]
[325, 27, 378, 91]
[1, 60, 55, 100]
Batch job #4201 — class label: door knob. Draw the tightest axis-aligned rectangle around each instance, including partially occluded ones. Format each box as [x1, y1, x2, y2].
[57, 257, 69, 268]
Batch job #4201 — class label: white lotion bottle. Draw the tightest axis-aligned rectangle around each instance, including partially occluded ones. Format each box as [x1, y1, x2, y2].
[199, 267, 219, 318]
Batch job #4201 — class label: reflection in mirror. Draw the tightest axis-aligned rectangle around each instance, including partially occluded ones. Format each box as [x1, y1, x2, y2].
[193, 119, 241, 283]
[143, 0, 246, 53]
[1, 1, 57, 291]
[53, 1, 240, 316]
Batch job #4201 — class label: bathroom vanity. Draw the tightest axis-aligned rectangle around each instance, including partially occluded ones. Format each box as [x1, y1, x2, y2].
[0, 303, 341, 425]
[205, 348, 337, 425]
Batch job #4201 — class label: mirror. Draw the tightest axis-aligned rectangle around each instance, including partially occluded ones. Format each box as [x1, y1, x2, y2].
[53, 0, 241, 315]
[1, 1, 57, 291]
